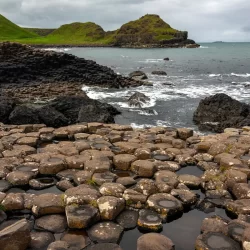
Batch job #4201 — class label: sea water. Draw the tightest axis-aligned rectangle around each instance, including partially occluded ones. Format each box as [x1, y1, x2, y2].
[59, 42, 250, 131]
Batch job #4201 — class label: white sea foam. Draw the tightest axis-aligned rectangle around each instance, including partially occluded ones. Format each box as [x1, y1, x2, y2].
[130, 123, 154, 128]
[209, 74, 221, 77]
[43, 48, 71, 52]
[199, 46, 209, 49]
[138, 110, 158, 116]
[231, 73, 250, 77]
[138, 59, 163, 63]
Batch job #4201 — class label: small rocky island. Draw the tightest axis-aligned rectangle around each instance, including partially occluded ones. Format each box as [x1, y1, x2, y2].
[0, 43, 250, 250]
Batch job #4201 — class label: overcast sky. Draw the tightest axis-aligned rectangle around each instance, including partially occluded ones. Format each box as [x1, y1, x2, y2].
[1, 0, 250, 42]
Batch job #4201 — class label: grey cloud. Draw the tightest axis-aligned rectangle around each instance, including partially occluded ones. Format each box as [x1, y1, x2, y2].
[243, 26, 250, 32]
[0, 0, 249, 42]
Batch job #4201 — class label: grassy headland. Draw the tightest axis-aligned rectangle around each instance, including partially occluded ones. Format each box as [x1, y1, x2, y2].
[0, 14, 197, 47]
[0, 14, 38, 40]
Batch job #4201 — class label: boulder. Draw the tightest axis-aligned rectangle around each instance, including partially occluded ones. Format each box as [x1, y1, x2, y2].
[49, 96, 120, 124]
[129, 71, 148, 81]
[128, 92, 151, 108]
[193, 94, 250, 132]
[9, 105, 40, 125]
[0, 219, 31, 250]
[137, 233, 174, 250]
[78, 104, 116, 123]
[38, 106, 69, 128]
[0, 96, 15, 123]
[151, 71, 167, 75]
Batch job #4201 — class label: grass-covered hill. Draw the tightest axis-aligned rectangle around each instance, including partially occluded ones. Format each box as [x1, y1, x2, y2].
[24, 28, 55, 36]
[46, 22, 114, 44]
[0, 14, 196, 47]
[0, 14, 38, 40]
[114, 14, 179, 44]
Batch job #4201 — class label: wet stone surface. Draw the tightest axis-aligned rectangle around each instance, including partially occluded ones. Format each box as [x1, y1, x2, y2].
[0, 123, 249, 250]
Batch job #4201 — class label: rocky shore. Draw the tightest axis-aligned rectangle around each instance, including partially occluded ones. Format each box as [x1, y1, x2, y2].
[194, 94, 250, 133]
[0, 42, 142, 89]
[0, 121, 250, 249]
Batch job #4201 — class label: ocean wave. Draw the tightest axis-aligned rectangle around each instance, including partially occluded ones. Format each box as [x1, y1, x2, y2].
[231, 73, 250, 77]
[199, 46, 209, 49]
[43, 48, 71, 52]
[209, 74, 221, 77]
[138, 109, 158, 116]
[138, 59, 163, 63]
[130, 123, 153, 129]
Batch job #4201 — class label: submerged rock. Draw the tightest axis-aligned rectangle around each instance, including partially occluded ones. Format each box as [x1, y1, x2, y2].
[195, 232, 241, 250]
[129, 71, 148, 81]
[128, 92, 151, 108]
[151, 71, 167, 75]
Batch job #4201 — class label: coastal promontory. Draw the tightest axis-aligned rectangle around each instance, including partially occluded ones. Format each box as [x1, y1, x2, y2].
[0, 14, 199, 48]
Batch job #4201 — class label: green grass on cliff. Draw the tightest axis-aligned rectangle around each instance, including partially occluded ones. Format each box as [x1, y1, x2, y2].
[0, 14, 38, 40]
[116, 14, 178, 41]
[0, 14, 183, 45]
[46, 22, 115, 44]
[24, 28, 56, 36]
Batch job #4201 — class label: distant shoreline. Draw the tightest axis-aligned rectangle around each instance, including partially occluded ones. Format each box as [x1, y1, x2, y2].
[30, 43, 200, 49]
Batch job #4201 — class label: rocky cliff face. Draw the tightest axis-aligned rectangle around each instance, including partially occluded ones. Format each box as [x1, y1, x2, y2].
[0, 42, 141, 88]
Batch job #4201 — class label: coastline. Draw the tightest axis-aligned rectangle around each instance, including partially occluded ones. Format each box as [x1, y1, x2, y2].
[30, 43, 200, 49]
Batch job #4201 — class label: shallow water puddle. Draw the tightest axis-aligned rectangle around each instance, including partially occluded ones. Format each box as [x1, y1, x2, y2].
[177, 165, 203, 176]
[120, 208, 230, 250]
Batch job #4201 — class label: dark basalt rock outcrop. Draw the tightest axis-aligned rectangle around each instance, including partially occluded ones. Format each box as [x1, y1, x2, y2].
[129, 71, 148, 81]
[0, 95, 120, 127]
[128, 92, 151, 108]
[193, 93, 250, 132]
[0, 42, 141, 88]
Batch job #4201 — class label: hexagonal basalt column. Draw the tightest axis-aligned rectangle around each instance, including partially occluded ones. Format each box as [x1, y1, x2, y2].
[66, 204, 100, 229]
[147, 193, 183, 220]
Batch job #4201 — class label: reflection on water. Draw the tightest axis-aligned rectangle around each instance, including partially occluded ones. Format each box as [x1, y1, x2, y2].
[120, 208, 230, 250]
